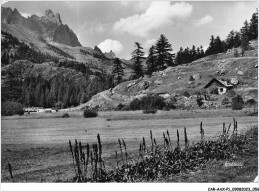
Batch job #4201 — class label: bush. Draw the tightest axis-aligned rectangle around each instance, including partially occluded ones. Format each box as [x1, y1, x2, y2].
[128, 94, 166, 110]
[232, 95, 244, 110]
[245, 99, 256, 107]
[162, 106, 171, 111]
[226, 89, 236, 97]
[222, 97, 230, 105]
[166, 96, 177, 109]
[62, 112, 70, 118]
[129, 98, 141, 110]
[83, 109, 98, 118]
[143, 109, 157, 114]
[1, 101, 24, 116]
[196, 96, 204, 107]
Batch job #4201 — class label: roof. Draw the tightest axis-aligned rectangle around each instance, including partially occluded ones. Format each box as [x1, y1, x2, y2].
[204, 78, 233, 89]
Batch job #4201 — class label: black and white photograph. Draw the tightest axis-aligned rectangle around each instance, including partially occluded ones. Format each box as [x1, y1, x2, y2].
[1, 0, 259, 191]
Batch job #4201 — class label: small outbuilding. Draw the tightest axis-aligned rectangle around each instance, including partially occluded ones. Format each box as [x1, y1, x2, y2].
[204, 78, 233, 95]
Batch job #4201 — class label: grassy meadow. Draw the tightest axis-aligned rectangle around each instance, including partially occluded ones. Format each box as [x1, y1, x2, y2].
[1, 108, 258, 182]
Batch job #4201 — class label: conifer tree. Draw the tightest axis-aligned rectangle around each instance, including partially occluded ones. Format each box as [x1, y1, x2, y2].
[131, 42, 145, 79]
[146, 45, 156, 75]
[240, 20, 250, 38]
[249, 10, 258, 40]
[112, 57, 124, 84]
[155, 34, 173, 70]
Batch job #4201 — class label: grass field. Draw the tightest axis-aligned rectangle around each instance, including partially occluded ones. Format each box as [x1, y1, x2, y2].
[1, 109, 258, 182]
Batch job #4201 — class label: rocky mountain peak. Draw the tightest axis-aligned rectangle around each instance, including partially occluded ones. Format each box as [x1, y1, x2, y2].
[2, 7, 81, 47]
[45, 9, 54, 18]
[94, 46, 103, 54]
[42, 9, 62, 25]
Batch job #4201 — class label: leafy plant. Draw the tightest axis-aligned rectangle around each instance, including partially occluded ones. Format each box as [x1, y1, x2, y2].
[232, 95, 244, 110]
[1, 101, 24, 116]
[222, 97, 230, 105]
[83, 109, 98, 118]
[143, 109, 157, 114]
[69, 118, 251, 182]
[62, 112, 70, 118]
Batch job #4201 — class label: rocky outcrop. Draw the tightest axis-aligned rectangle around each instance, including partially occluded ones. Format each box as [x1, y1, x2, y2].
[104, 50, 115, 59]
[1, 7, 81, 47]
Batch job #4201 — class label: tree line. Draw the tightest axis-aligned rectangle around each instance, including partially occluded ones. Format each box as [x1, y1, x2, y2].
[175, 10, 258, 64]
[1, 30, 60, 66]
[112, 34, 175, 84]
[112, 10, 258, 84]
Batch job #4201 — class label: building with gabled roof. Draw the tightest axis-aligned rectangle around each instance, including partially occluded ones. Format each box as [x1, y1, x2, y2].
[204, 78, 233, 95]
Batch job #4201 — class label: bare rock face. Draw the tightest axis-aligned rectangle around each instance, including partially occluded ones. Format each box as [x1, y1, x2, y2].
[1, 7, 81, 47]
[192, 74, 201, 81]
[237, 71, 244, 76]
[231, 77, 239, 85]
[104, 50, 115, 59]
[42, 9, 62, 25]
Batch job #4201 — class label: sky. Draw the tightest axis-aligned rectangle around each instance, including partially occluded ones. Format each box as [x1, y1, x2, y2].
[2, 1, 258, 59]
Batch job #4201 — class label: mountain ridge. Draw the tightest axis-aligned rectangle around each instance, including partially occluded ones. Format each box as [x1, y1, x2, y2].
[1, 6, 81, 47]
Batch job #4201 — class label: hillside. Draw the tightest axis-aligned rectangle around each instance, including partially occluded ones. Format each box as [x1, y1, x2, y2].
[80, 41, 258, 111]
[1, 60, 113, 108]
[1, 7, 134, 79]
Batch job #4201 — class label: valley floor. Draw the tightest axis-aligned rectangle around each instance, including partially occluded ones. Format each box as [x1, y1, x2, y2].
[1, 108, 258, 182]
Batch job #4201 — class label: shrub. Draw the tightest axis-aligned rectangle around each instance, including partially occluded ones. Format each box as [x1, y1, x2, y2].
[196, 95, 204, 107]
[128, 94, 166, 110]
[162, 106, 171, 111]
[226, 89, 236, 97]
[139, 94, 166, 110]
[245, 99, 256, 107]
[166, 96, 177, 109]
[83, 109, 98, 118]
[1, 101, 24, 116]
[143, 109, 157, 114]
[232, 95, 244, 110]
[62, 112, 70, 118]
[129, 98, 141, 110]
[222, 97, 230, 105]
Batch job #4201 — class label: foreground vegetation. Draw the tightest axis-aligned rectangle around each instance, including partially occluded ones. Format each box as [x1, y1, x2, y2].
[68, 118, 257, 182]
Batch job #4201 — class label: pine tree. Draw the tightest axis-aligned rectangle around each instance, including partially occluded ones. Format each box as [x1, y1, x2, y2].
[240, 20, 250, 38]
[146, 45, 156, 75]
[214, 36, 224, 53]
[200, 45, 205, 58]
[175, 47, 183, 65]
[233, 31, 242, 48]
[131, 42, 145, 79]
[241, 34, 249, 51]
[249, 10, 258, 40]
[155, 34, 173, 70]
[206, 35, 215, 55]
[226, 30, 235, 49]
[112, 57, 124, 84]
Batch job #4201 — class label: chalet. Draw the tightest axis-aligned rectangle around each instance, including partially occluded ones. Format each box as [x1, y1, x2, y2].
[204, 78, 233, 95]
